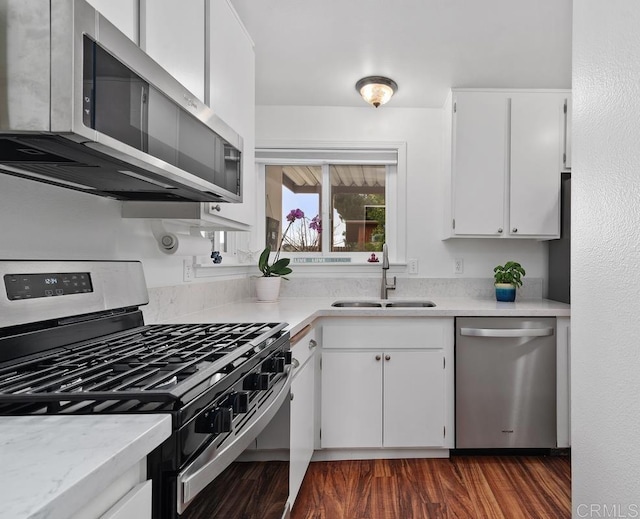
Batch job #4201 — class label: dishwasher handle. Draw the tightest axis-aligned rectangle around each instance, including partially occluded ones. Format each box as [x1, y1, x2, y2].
[460, 327, 555, 338]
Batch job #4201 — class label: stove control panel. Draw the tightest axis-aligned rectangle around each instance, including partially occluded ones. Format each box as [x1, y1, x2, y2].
[4, 272, 93, 300]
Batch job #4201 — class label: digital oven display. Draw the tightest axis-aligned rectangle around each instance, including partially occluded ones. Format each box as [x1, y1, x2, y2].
[4, 272, 93, 300]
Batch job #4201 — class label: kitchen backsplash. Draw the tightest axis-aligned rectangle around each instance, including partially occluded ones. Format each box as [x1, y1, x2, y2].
[143, 277, 251, 323]
[143, 276, 543, 323]
[277, 277, 543, 299]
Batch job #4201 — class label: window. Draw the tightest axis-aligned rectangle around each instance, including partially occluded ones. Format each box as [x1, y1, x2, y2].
[258, 145, 405, 263]
[266, 165, 323, 252]
[330, 165, 386, 252]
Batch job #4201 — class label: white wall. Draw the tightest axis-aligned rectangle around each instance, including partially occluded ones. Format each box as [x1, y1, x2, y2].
[256, 105, 547, 279]
[0, 174, 201, 288]
[572, 1, 640, 516]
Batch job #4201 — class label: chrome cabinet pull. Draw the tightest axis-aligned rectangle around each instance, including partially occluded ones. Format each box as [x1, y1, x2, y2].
[375, 355, 381, 361]
[385, 355, 391, 361]
[309, 339, 317, 349]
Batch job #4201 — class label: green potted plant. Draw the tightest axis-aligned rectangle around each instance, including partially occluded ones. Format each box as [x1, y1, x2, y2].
[493, 261, 526, 302]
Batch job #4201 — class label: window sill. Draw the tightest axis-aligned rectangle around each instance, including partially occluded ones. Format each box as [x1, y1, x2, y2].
[194, 261, 407, 279]
[260, 262, 407, 277]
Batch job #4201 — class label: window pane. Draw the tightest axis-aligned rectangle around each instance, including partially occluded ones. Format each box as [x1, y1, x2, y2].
[330, 165, 385, 252]
[265, 165, 322, 252]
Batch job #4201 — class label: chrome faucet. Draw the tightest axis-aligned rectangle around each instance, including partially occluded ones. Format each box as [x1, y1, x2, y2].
[381, 243, 396, 299]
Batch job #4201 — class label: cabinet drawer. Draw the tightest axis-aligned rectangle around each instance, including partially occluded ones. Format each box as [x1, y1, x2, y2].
[323, 318, 451, 349]
[290, 324, 318, 370]
[101, 479, 152, 519]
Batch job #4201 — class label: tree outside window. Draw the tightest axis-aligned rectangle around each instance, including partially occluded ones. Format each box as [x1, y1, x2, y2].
[265, 164, 386, 254]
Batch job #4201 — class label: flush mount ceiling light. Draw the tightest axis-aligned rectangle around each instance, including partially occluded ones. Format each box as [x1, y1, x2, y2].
[355, 76, 398, 108]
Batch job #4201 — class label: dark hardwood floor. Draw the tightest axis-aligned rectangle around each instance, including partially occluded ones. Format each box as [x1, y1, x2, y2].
[291, 455, 571, 519]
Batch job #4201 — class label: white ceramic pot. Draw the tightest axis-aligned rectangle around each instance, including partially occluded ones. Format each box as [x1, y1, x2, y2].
[255, 276, 282, 302]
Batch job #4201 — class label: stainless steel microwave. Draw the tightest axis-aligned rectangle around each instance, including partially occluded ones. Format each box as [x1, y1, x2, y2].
[0, 0, 242, 203]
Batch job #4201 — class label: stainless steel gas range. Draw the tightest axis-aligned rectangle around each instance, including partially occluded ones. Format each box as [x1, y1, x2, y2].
[0, 260, 292, 519]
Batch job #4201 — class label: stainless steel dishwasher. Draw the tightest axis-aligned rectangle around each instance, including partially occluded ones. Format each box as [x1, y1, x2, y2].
[455, 317, 557, 449]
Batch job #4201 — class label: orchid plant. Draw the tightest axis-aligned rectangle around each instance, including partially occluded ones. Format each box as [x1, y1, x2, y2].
[258, 209, 322, 278]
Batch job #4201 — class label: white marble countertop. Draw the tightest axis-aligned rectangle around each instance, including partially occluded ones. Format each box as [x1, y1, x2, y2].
[0, 296, 567, 519]
[176, 296, 571, 335]
[0, 414, 172, 519]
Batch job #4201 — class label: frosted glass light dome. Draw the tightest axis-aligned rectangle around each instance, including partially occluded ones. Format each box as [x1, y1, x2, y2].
[355, 76, 398, 108]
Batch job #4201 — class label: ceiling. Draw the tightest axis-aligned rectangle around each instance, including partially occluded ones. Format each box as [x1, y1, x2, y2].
[229, 0, 573, 108]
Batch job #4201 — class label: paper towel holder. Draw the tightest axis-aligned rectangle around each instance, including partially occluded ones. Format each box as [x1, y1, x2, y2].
[150, 220, 210, 255]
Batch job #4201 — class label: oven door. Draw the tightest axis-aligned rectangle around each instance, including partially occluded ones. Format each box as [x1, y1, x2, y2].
[177, 364, 293, 518]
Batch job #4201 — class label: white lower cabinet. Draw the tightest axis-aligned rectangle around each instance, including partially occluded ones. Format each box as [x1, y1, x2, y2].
[384, 350, 445, 447]
[100, 480, 152, 519]
[69, 460, 151, 519]
[290, 348, 316, 504]
[321, 351, 383, 448]
[556, 317, 571, 448]
[320, 318, 453, 450]
[289, 325, 318, 508]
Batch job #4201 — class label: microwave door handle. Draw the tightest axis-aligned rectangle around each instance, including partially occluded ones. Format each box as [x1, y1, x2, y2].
[460, 328, 555, 338]
[140, 85, 149, 152]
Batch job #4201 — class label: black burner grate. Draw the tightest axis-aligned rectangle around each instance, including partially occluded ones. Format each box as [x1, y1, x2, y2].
[0, 322, 286, 414]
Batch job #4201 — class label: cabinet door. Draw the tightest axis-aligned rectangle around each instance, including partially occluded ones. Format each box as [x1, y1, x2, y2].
[321, 351, 382, 448]
[564, 95, 572, 170]
[452, 92, 508, 236]
[290, 354, 315, 506]
[100, 480, 152, 519]
[383, 351, 445, 447]
[509, 94, 562, 237]
[139, 0, 206, 101]
[86, 0, 138, 42]
[207, 0, 255, 227]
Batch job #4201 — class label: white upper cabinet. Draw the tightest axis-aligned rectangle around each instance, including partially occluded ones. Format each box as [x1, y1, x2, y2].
[139, 0, 206, 102]
[86, 0, 138, 42]
[509, 93, 564, 237]
[118, 0, 256, 230]
[206, 0, 256, 228]
[446, 89, 570, 239]
[451, 91, 507, 236]
[208, 0, 254, 137]
[563, 95, 572, 171]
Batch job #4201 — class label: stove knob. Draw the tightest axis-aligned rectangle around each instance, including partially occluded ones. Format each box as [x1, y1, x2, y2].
[227, 391, 249, 414]
[243, 372, 270, 390]
[195, 406, 233, 434]
[262, 357, 285, 373]
[280, 351, 293, 364]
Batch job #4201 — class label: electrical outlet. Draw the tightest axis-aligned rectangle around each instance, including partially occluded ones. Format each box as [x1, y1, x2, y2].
[183, 259, 194, 282]
[454, 258, 464, 274]
[408, 258, 419, 275]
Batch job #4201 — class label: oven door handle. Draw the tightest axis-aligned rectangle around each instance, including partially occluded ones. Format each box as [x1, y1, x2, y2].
[177, 365, 293, 514]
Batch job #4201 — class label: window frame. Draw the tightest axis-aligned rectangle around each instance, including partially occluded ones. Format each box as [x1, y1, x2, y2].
[256, 141, 407, 266]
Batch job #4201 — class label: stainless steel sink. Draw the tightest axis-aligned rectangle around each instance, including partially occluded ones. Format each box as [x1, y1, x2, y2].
[331, 301, 383, 308]
[384, 301, 436, 308]
[330, 300, 436, 308]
